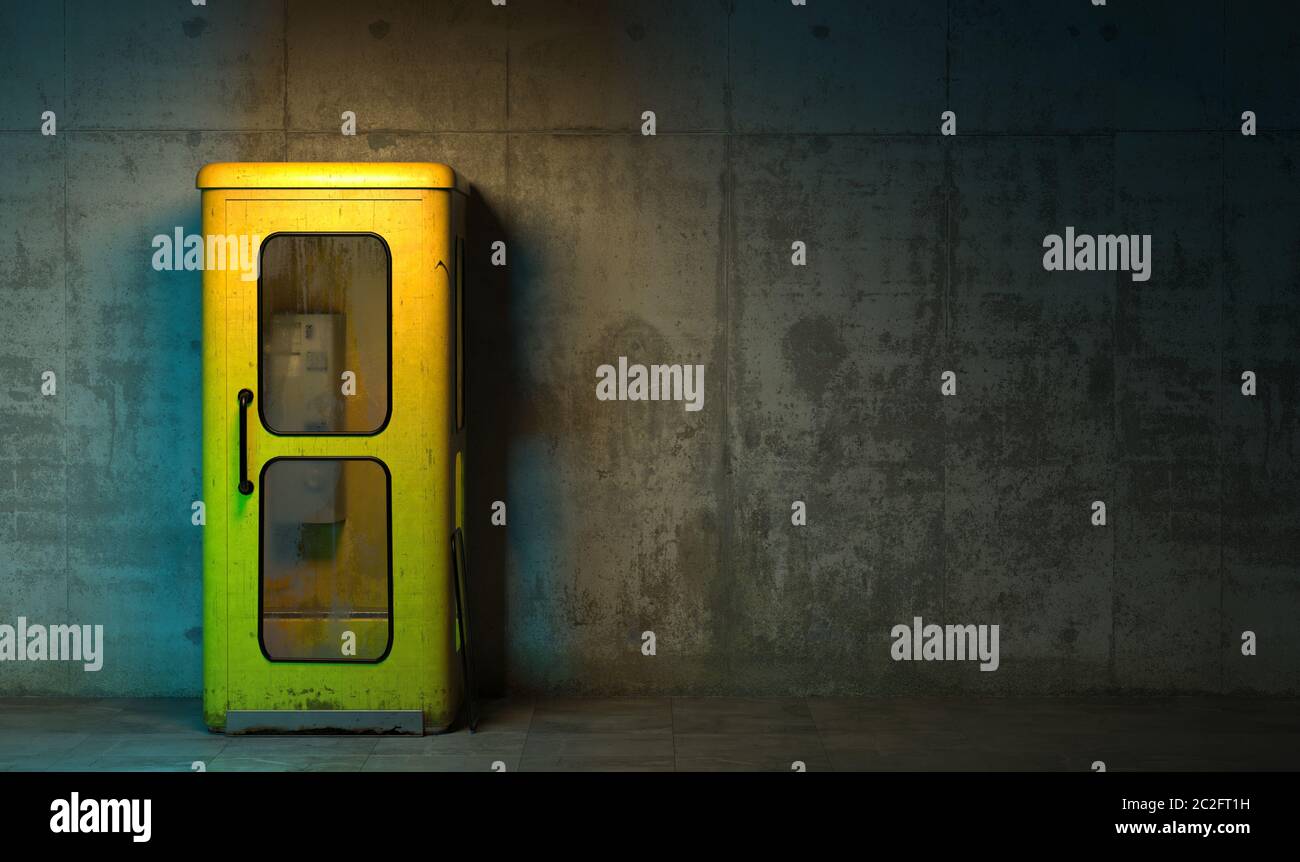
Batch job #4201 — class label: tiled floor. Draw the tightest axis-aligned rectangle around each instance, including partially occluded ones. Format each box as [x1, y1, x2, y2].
[1, 696, 1297, 772]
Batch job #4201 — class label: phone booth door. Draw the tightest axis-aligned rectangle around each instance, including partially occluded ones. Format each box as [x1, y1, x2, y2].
[207, 190, 456, 733]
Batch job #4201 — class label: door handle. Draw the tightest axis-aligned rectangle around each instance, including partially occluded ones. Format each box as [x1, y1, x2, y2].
[237, 388, 254, 495]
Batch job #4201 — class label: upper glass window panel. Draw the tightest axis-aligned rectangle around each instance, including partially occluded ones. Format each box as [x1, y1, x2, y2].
[259, 234, 391, 435]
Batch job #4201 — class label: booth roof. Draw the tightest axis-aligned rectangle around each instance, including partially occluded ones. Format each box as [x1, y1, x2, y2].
[196, 162, 465, 193]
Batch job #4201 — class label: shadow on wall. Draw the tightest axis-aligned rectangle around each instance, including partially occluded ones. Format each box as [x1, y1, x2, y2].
[464, 185, 511, 697]
[72, 193, 206, 698]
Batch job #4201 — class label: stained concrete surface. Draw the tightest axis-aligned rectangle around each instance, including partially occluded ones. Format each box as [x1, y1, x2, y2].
[1, 695, 1298, 772]
[0, 0, 1298, 699]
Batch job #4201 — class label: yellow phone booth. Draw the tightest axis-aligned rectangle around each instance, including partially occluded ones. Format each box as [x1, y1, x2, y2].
[197, 163, 471, 734]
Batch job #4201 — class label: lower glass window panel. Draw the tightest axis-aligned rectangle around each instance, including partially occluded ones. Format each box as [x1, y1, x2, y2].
[260, 457, 392, 661]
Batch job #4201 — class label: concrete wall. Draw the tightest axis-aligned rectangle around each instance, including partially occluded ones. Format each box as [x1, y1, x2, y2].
[0, 0, 1296, 697]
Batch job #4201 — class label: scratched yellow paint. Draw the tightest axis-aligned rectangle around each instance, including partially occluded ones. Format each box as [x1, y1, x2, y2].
[198, 163, 467, 732]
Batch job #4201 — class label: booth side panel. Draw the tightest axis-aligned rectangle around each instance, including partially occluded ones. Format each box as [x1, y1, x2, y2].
[451, 189, 469, 717]
[201, 190, 230, 731]
[422, 189, 461, 731]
